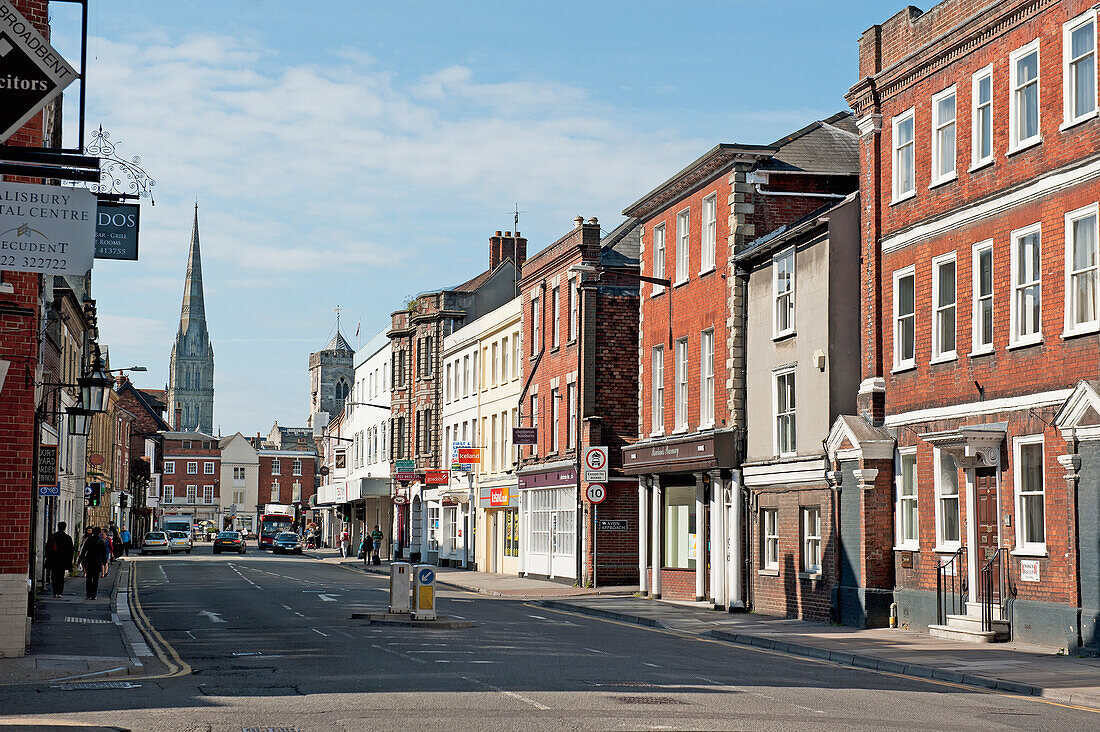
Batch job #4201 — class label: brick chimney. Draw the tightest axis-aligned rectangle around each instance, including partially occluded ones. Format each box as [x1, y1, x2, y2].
[174, 403, 182, 431]
[489, 230, 527, 271]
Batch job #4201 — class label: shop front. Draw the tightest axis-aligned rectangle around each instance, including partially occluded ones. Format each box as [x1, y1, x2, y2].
[478, 476, 519, 575]
[517, 463, 577, 581]
[622, 430, 742, 608]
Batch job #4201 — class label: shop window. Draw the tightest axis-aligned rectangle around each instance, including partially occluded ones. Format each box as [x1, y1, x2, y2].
[504, 509, 519, 557]
[663, 484, 697, 570]
[428, 506, 440, 551]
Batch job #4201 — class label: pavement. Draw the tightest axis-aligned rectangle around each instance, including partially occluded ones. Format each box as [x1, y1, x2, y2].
[310, 548, 1100, 710]
[0, 558, 162, 685]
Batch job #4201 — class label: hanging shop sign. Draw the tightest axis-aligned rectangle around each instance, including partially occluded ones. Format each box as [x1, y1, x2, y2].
[512, 427, 537, 445]
[450, 441, 472, 472]
[93, 200, 139, 260]
[425, 470, 450, 485]
[37, 443, 57, 485]
[0, 181, 95, 275]
[0, 1, 78, 143]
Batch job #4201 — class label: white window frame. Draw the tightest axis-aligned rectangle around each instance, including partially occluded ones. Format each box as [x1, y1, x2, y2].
[761, 508, 779, 571]
[931, 252, 958, 362]
[700, 193, 717, 274]
[651, 345, 665, 436]
[675, 209, 690, 285]
[293, 457, 302, 476]
[933, 448, 961, 551]
[203, 485, 213, 505]
[1009, 39, 1042, 153]
[551, 287, 560, 348]
[531, 296, 540, 355]
[1010, 223, 1043, 347]
[163, 461, 175, 474]
[674, 338, 689, 432]
[802, 507, 821, 574]
[773, 246, 795, 338]
[895, 448, 919, 550]
[652, 224, 666, 296]
[930, 85, 958, 186]
[271, 457, 281, 476]
[1063, 11, 1098, 129]
[891, 108, 916, 203]
[502, 337, 510, 382]
[513, 331, 521, 377]
[971, 65, 994, 170]
[550, 387, 560, 453]
[566, 381, 577, 449]
[568, 278, 578, 341]
[773, 367, 796, 457]
[186, 461, 198, 475]
[186, 484, 197, 504]
[164, 486, 174, 504]
[699, 329, 714, 428]
[1064, 203, 1100, 336]
[204, 461, 215, 475]
[970, 240, 995, 355]
[1013, 434, 1047, 555]
[893, 266, 917, 371]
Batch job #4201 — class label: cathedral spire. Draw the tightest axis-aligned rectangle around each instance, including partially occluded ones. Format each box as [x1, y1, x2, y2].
[180, 202, 206, 328]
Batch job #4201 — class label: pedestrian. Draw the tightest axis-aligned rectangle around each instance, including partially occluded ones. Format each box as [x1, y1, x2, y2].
[370, 525, 384, 565]
[111, 525, 123, 561]
[77, 527, 109, 600]
[102, 527, 114, 565]
[339, 528, 350, 558]
[43, 522, 75, 598]
[120, 527, 131, 557]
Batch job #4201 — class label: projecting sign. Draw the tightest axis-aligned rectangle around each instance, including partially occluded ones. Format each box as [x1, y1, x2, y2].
[395, 471, 416, 481]
[583, 446, 608, 482]
[450, 441, 472, 472]
[94, 200, 140, 260]
[512, 427, 537, 445]
[37, 443, 57, 486]
[0, 1, 78, 143]
[457, 448, 481, 464]
[425, 470, 450, 485]
[395, 459, 415, 471]
[0, 181, 96, 276]
[37, 483, 59, 497]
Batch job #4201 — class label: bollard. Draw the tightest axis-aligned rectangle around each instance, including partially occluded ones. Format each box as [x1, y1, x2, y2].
[412, 564, 437, 621]
[389, 562, 411, 613]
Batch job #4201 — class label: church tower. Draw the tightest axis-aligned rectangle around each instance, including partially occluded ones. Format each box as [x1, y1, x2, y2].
[308, 319, 354, 430]
[167, 203, 215, 433]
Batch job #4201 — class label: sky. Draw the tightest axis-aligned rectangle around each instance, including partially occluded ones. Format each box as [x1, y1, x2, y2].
[52, 0, 906, 436]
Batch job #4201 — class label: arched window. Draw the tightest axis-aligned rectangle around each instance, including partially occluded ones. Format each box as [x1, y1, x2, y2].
[335, 378, 350, 405]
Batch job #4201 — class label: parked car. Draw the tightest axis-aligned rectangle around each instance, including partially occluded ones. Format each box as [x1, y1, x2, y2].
[168, 530, 193, 554]
[213, 531, 246, 555]
[272, 531, 303, 555]
[141, 531, 171, 555]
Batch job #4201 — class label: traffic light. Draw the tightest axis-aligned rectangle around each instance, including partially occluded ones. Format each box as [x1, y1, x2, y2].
[87, 483, 101, 507]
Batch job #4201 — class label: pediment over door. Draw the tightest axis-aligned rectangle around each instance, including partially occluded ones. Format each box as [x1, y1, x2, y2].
[1055, 381, 1100, 441]
[920, 424, 1005, 469]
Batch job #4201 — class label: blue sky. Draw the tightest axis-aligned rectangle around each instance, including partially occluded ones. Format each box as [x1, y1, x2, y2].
[62, 0, 904, 435]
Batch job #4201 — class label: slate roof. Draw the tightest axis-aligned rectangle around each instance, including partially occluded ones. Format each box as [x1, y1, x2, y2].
[761, 111, 859, 176]
[599, 217, 641, 267]
[326, 330, 353, 352]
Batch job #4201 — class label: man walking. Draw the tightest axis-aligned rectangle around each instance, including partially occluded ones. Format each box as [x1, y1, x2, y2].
[77, 527, 109, 600]
[370, 525, 384, 565]
[120, 527, 131, 557]
[43, 522, 75, 598]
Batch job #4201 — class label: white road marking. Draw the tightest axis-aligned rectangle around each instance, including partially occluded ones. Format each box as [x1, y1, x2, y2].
[583, 648, 608, 655]
[644, 662, 660, 668]
[408, 650, 475, 654]
[198, 611, 225, 623]
[280, 604, 292, 610]
[470, 660, 495, 664]
[527, 614, 547, 620]
[317, 594, 340, 602]
[293, 612, 306, 617]
[434, 659, 451, 663]
[184, 631, 195, 639]
[370, 643, 425, 664]
[228, 564, 260, 588]
[460, 675, 549, 711]
[329, 628, 354, 638]
[311, 628, 329, 637]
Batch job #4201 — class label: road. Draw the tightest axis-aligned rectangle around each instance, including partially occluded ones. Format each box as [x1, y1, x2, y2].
[1, 545, 1097, 731]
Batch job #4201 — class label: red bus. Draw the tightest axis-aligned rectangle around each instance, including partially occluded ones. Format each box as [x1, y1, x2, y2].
[258, 513, 294, 549]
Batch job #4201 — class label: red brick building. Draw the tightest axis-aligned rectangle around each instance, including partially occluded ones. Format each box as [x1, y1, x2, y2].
[517, 216, 640, 585]
[160, 431, 221, 528]
[622, 116, 859, 608]
[257, 449, 317, 524]
[844, 0, 1100, 649]
[115, 377, 171, 537]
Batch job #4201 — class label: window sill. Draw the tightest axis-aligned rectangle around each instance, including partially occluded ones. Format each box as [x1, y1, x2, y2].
[968, 347, 994, 358]
[1007, 337, 1043, 351]
[649, 430, 665, 438]
[1060, 111, 1097, 132]
[698, 266, 716, 277]
[1011, 548, 1047, 558]
[891, 363, 917, 375]
[673, 279, 690, 289]
[1061, 324, 1100, 340]
[650, 288, 665, 298]
[1007, 137, 1042, 156]
[968, 158, 994, 173]
[933, 544, 962, 554]
[671, 426, 690, 435]
[566, 338, 578, 347]
[550, 346, 560, 354]
[758, 568, 779, 577]
[773, 330, 796, 342]
[798, 571, 823, 580]
[893, 545, 920, 552]
[928, 173, 957, 190]
[890, 190, 916, 206]
[929, 353, 957, 365]
[698, 421, 715, 431]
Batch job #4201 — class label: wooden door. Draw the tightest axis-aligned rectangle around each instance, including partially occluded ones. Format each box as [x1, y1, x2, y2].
[975, 467, 999, 597]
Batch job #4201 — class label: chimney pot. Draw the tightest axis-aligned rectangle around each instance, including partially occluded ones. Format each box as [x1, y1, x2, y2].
[505, 231, 512, 237]
[515, 231, 520, 237]
[574, 216, 584, 228]
[587, 217, 598, 225]
[495, 231, 502, 237]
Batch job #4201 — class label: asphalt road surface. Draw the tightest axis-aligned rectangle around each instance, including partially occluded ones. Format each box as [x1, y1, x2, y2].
[1, 545, 1097, 731]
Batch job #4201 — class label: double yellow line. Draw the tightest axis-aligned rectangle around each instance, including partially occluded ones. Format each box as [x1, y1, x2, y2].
[124, 565, 191, 680]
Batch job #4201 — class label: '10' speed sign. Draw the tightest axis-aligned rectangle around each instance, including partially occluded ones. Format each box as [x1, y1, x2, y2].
[585, 484, 606, 504]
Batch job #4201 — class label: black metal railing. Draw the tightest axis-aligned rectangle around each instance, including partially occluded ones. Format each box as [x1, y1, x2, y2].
[980, 547, 1008, 633]
[936, 546, 967, 625]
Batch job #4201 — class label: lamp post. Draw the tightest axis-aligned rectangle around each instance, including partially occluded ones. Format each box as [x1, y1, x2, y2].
[566, 262, 671, 587]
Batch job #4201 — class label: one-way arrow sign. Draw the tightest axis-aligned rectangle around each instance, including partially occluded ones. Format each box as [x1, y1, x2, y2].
[0, 2, 77, 143]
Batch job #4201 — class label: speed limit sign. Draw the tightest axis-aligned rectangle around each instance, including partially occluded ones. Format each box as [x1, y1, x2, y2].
[585, 483, 606, 504]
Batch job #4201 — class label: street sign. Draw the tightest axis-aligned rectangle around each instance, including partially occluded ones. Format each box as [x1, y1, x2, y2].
[395, 471, 415, 481]
[456, 448, 481, 464]
[37, 443, 57, 486]
[425, 470, 449, 485]
[0, 1, 78, 143]
[512, 427, 537, 445]
[0, 181, 96, 276]
[37, 484, 59, 497]
[83, 485, 91, 496]
[489, 486, 509, 506]
[450, 441, 472, 471]
[583, 446, 608, 482]
[417, 567, 435, 585]
[94, 200, 140, 260]
[597, 519, 628, 531]
[585, 483, 606, 504]
[395, 459, 415, 471]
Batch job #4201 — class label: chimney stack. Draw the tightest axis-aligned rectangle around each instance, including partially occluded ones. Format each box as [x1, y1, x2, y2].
[489, 229, 528, 271]
[174, 403, 182, 431]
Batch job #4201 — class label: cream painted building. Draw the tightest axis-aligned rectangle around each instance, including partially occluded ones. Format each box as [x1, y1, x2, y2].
[219, 433, 259, 534]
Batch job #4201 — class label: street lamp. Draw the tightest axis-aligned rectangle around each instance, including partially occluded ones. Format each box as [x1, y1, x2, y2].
[65, 406, 94, 437]
[78, 349, 113, 413]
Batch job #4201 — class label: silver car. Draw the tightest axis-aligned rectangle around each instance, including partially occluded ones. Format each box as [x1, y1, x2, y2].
[141, 531, 171, 555]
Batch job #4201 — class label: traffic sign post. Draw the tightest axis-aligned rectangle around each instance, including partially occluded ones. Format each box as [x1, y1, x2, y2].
[583, 446, 608, 482]
[412, 564, 436, 620]
[585, 483, 606, 504]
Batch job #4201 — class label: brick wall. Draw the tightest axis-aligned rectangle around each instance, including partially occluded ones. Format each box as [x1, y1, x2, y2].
[257, 453, 315, 506]
[161, 438, 220, 507]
